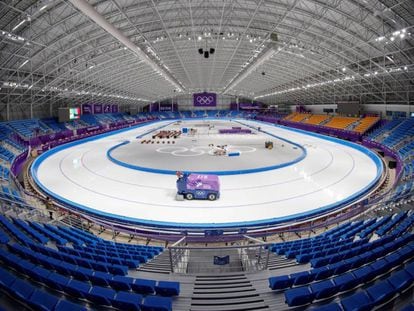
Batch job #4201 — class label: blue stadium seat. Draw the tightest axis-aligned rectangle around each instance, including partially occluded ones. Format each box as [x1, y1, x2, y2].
[330, 260, 351, 275]
[72, 266, 93, 281]
[284, 286, 314, 306]
[269, 275, 293, 290]
[44, 273, 71, 291]
[89, 271, 111, 286]
[141, 296, 172, 311]
[29, 266, 51, 284]
[0, 267, 17, 289]
[388, 269, 413, 292]
[65, 279, 91, 298]
[86, 286, 116, 306]
[310, 279, 338, 299]
[405, 262, 414, 278]
[29, 289, 59, 311]
[111, 291, 143, 311]
[341, 291, 373, 311]
[352, 265, 375, 283]
[155, 281, 180, 296]
[54, 299, 87, 311]
[366, 280, 396, 305]
[291, 271, 314, 285]
[109, 275, 134, 291]
[332, 273, 358, 292]
[10, 278, 35, 301]
[397, 246, 414, 261]
[401, 303, 414, 311]
[310, 266, 333, 280]
[131, 278, 156, 294]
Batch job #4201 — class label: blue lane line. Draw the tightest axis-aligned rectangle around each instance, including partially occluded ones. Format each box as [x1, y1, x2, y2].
[30, 118, 383, 229]
[107, 124, 307, 175]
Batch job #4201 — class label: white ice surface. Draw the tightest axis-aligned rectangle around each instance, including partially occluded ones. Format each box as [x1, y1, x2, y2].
[33, 119, 380, 225]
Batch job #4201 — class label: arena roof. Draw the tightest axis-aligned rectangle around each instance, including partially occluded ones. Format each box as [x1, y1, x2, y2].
[0, 0, 413, 111]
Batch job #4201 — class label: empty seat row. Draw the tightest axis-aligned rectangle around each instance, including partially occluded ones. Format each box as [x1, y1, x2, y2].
[29, 221, 68, 245]
[3, 244, 178, 298]
[0, 266, 86, 311]
[270, 234, 414, 291]
[0, 165, 10, 180]
[75, 244, 154, 262]
[44, 224, 84, 246]
[295, 238, 366, 263]
[282, 243, 414, 307]
[309, 234, 399, 268]
[358, 215, 392, 239]
[320, 261, 414, 311]
[274, 237, 353, 257]
[9, 242, 128, 276]
[57, 225, 100, 245]
[57, 245, 140, 268]
[0, 263, 173, 311]
[0, 215, 32, 245]
[376, 212, 408, 236]
[13, 218, 49, 244]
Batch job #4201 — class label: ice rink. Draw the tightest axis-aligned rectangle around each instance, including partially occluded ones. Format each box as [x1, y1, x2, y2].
[31, 119, 382, 228]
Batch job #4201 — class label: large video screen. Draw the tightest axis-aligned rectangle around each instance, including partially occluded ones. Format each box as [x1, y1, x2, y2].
[69, 107, 81, 120]
[58, 107, 81, 122]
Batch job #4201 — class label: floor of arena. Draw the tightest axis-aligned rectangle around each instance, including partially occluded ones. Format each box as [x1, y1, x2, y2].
[31, 119, 382, 228]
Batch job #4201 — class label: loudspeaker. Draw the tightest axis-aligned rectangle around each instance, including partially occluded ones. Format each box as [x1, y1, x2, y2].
[198, 48, 203, 55]
[210, 48, 215, 54]
[388, 161, 397, 169]
[204, 51, 209, 58]
[270, 32, 278, 42]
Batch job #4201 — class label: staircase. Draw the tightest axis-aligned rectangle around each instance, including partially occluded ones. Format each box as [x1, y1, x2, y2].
[266, 252, 298, 270]
[190, 274, 269, 311]
[320, 115, 333, 126]
[137, 249, 172, 274]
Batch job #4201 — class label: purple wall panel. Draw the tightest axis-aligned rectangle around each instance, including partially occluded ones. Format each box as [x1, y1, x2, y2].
[193, 92, 217, 107]
[93, 104, 103, 114]
[82, 104, 93, 115]
[103, 104, 112, 114]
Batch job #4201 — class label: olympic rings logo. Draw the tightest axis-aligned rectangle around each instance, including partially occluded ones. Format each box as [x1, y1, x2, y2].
[196, 95, 214, 105]
[156, 146, 256, 157]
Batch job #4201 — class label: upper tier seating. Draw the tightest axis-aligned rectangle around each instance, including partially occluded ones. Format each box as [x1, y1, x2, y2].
[7, 119, 49, 138]
[303, 114, 331, 125]
[324, 116, 360, 130]
[286, 113, 309, 122]
[379, 118, 414, 148]
[284, 113, 379, 133]
[368, 118, 402, 141]
[353, 116, 380, 133]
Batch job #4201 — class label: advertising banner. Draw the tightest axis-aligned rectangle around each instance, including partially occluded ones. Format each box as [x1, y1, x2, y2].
[82, 103, 93, 115]
[93, 104, 103, 114]
[160, 103, 173, 111]
[103, 104, 112, 114]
